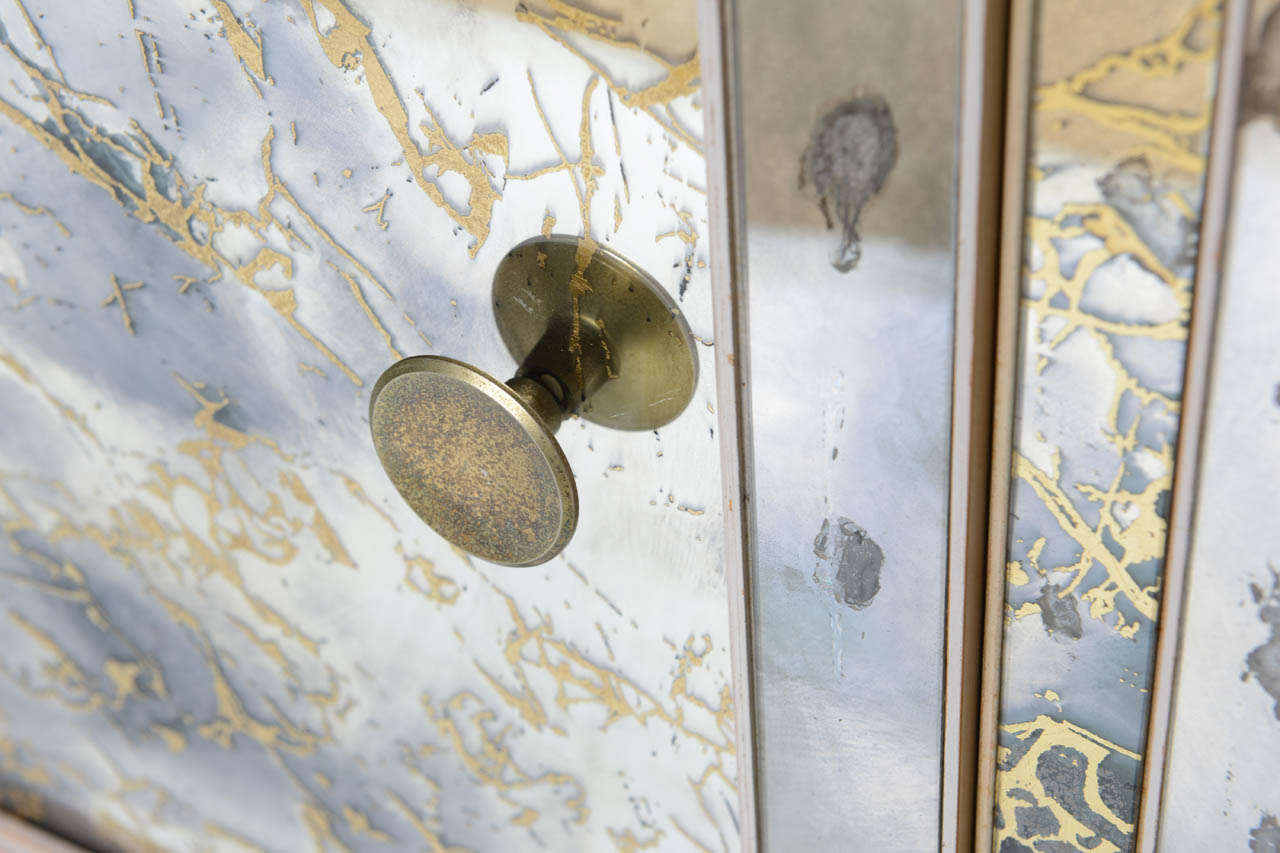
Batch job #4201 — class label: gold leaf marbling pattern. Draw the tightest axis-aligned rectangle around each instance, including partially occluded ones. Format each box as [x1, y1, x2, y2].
[993, 2, 1221, 850]
[0, 0, 729, 849]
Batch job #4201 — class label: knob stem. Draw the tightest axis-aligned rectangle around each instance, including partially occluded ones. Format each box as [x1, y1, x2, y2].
[507, 376, 565, 433]
[507, 315, 612, 434]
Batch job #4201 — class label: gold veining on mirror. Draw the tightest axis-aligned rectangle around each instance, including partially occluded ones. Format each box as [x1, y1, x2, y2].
[992, 1, 1221, 850]
[0, 0, 729, 846]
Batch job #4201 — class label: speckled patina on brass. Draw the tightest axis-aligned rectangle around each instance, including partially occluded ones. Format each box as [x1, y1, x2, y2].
[370, 356, 576, 566]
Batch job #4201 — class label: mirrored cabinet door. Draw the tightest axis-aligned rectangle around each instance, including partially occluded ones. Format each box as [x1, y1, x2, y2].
[2, 0, 1277, 851]
[0, 1, 739, 850]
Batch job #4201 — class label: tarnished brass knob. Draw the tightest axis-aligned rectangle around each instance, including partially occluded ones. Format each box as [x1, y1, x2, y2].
[370, 236, 698, 566]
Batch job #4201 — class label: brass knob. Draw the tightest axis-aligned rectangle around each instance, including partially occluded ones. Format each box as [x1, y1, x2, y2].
[370, 236, 698, 566]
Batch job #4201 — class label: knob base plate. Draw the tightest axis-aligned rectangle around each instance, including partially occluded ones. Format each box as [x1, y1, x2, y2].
[492, 235, 699, 431]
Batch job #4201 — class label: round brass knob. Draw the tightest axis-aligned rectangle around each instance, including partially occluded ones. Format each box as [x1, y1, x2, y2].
[370, 236, 698, 566]
[370, 356, 577, 566]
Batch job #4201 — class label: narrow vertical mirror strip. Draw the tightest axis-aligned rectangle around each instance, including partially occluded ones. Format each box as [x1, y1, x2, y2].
[984, 3, 1226, 851]
[718, 0, 966, 846]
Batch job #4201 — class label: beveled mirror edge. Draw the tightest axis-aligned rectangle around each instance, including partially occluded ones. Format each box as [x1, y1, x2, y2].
[941, 1, 1010, 850]
[971, 0, 1036, 849]
[697, 0, 762, 849]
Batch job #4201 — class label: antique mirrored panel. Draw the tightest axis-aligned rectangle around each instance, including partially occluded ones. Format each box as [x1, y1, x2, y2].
[983, 2, 1224, 851]
[0, 1, 740, 849]
[709, 0, 968, 846]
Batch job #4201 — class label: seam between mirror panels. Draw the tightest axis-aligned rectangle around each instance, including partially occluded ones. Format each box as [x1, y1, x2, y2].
[1132, 1, 1249, 847]
[941, 0, 1009, 850]
[697, 0, 761, 849]
[972, 0, 1037, 849]
[0, 811, 85, 852]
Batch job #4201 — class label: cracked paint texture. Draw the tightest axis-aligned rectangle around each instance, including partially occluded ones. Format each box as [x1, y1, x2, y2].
[0, 0, 733, 850]
[993, 1, 1221, 851]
